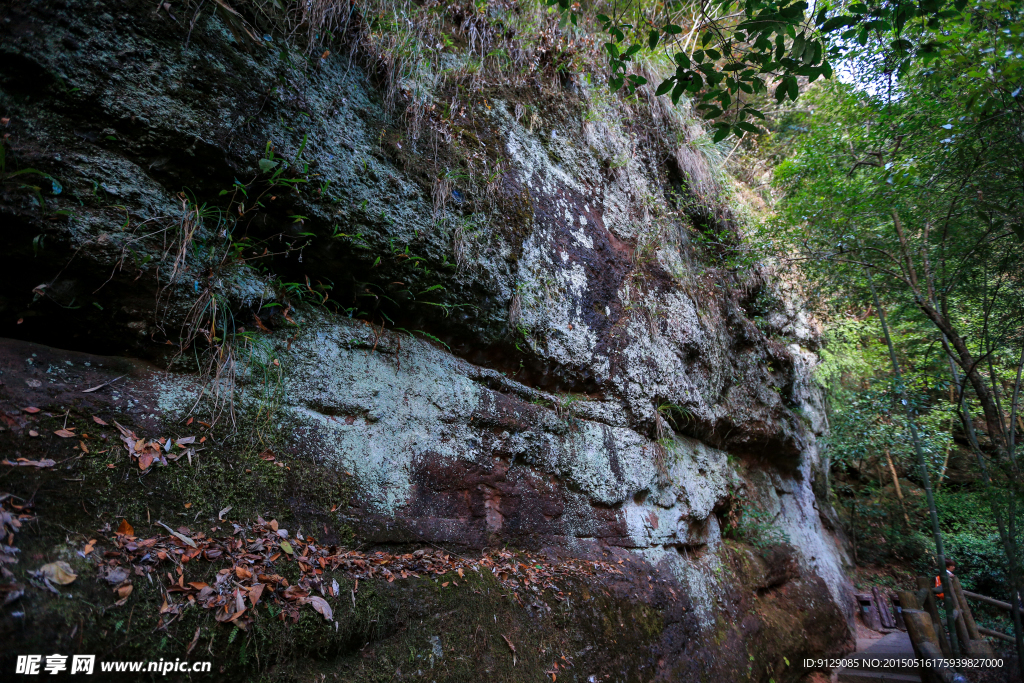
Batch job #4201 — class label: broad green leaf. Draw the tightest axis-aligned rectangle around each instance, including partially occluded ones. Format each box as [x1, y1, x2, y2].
[792, 34, 807, 61]
[671, 82, 685, 104]
[821, 16, 855, 32]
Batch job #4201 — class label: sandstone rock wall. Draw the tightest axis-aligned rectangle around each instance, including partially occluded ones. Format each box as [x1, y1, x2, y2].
[0, 0, 854, 678]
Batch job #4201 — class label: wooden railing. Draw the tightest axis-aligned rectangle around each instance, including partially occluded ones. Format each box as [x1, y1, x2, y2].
[894, 576, 999, 683]
[962, 590, 1017, 642]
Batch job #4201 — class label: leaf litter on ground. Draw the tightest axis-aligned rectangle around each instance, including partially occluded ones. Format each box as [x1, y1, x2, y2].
[112, 421, 197, 471]
[85, 515, 626, 631]
[0, 494, 33, 606]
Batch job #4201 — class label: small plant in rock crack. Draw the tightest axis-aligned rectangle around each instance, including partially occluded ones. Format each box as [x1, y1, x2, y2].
[722, 500, 790, 550]
[144, 136, 318, 428]
[554, 393, 583, 423]
[393, 327, 451, 351]
[234, 330, 285, 444]
[271, 275, 335, 310]
[656, 402, 693, 436]
[0, 138, 66, 214]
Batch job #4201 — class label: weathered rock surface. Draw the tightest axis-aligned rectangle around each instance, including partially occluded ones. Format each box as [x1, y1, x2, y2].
[0, 0, 854, 679]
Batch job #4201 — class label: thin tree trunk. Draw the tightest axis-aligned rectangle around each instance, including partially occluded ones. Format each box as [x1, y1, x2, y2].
[883, 447, 913, 528]
[950, 359, 1024, 670]
[890, 210, 1014, 471]
[936, 446, 951, 490]
[936, 412, 954, 491]
[849, 498, 859, 565]
[863, 263, 960, 657]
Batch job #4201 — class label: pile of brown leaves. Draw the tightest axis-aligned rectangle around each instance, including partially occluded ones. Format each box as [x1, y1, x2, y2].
[113, 421, 199, 471]
[95, 517, 626, 631]
[0, 408, 204, 472]
[0, 493, 34, 607]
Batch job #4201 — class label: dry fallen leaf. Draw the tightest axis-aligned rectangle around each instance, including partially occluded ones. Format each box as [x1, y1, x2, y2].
[78, 440, 89, 454]
[218, 506, 232, 521]
[83, 540, 96, 555]
[116, 519, 134, 536]
[54, 429, 76, 438]
[186, 626, 201, 655]
[304, 595, 333, 621]
[22, 407, 40, 414]
[501, 634, 517, 665]
[156, 521, 197, 548]
[116, 584, 133, 599]
[92, 415, 108, 426]
[184, 503, 192, 509]
[81, 375, 126, 393]
[28, 430, 39, 437]
[104, 567, 129, 585]
[138, 453, 154, 470]
[40, 561, 77, 585]
[3, 458, 56, 468]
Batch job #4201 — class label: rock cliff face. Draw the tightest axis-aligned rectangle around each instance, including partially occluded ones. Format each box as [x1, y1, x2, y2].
[0, 0, 854, 679]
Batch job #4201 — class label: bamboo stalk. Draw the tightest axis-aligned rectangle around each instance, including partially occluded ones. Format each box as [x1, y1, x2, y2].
[865, 254, 960, 657]
[883, 446, 912, 528]
[918, 576, 952, 656]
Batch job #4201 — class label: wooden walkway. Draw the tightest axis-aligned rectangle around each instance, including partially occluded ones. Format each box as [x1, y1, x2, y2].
[837, 632, 922, 683]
